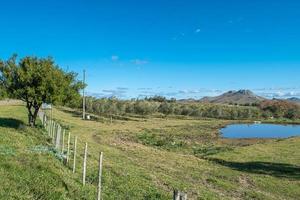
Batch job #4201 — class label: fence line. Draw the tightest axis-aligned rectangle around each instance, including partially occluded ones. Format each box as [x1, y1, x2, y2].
[39, 110, 185, 200]
[38, 111, 104, 200]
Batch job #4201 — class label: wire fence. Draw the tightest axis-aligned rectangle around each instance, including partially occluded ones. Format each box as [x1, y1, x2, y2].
[38, 111, 104, 200]
[38, 110, 187, 200]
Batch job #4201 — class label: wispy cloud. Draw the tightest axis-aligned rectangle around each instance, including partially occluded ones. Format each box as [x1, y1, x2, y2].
[116, 87, 129, 91]
[87, 87, 300, 100]
[172, 32, 186, 41]
[110, 55, 149, 67]
[111, 55, 119, 61]
[252, 87, 300, 98]
[136, 88, 225, 99]
[86, 92, 106, 98]
[138, 87, 153, 91]
[131, 59, 148, 65]
[227, 17, 244, 25]
[88, 87, 129, 98]
[195, 28, 201, 33]
[258, 91, 300, 98]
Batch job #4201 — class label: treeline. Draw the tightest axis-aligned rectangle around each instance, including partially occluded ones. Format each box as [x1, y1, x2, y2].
[82, 96, 300, 120]
[80, 96, 289, 120]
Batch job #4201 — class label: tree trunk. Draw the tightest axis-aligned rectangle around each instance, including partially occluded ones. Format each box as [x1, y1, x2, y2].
[28, 113, 33, 126]
[32, 106, 39, 126]
[26, 101, 40, 127]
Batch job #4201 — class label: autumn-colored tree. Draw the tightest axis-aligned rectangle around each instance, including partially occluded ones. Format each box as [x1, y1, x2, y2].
[259, 100, 300, 119]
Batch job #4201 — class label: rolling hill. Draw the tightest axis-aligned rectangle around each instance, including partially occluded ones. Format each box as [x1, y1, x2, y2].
[200, 89, 266, 105]
[1, 101, 300, 199]
[287, 97, 300, 105]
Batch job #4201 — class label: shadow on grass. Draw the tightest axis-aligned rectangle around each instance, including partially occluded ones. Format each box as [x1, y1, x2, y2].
[0, 117, 24, 129]
[206, 157, 300, 180]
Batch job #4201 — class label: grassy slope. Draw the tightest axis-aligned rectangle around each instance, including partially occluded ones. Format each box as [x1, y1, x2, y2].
[0, 105, 95, 200]
[1, 104, 300, 199]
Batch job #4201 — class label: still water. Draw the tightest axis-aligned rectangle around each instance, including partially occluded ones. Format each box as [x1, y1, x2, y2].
[221, 123, 300, 138]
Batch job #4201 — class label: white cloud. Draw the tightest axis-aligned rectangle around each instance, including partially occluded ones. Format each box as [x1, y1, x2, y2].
[102, 89, 127, 98]
[88, 87, 300, 100]
[172, 32, 186, 41]
[252, 86, 300, 99]
[111, 55, 119, 61]
[116, 87, 129, 91]
[131, 59, 148, 65]
[138, 88, 153, 91]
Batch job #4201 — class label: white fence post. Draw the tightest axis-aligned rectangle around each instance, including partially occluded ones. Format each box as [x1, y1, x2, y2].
[73, 136, 77, 173]
[55, 124, 61, 149]
[62, 129, 65, 153]
[173, 190, 187, 200]
[97, 152, 103, 200]
[82, 142, 87, 185]
[82, 142, 88, 185]
[52, 122, 56, 144]
[67, 132, 71, 164]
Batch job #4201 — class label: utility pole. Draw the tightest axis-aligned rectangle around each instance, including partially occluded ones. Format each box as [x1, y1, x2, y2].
[82, 69, 86, 120]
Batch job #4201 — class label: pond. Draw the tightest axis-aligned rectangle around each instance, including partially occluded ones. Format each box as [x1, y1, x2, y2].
[220, 123, 300, 138]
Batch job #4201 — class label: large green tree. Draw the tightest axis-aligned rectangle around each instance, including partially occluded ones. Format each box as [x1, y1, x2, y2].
[0, 55, 84, 126]
[0, 84, 7, 99]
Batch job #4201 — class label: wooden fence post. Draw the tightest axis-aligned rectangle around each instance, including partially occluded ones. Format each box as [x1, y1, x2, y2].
[49, 120, 51, 136]
[44, 115, 47, 130]
[55, 124, 61, 149]
[55, 122, 58, 145]
[51, 121, 54, 138]
[73, 136, 77, 173]
[48, 120, 51, 135]
[48, 120, 52, 137]
[82, 142, 88, 185]
[173, 190, 187, 200]
[62, 129, 65, 154]
[66, 132, 71, 164]
[52, 122, 56, 144]
[42, 114, 44, 127]
[97, 152, 103, 200]
[50, 119, 54, 138]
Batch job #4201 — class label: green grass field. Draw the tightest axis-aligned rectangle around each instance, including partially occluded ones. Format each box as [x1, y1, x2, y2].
[0, 103, 299, 199]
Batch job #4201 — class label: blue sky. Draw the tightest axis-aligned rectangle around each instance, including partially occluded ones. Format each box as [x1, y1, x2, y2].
[1, 0, 300, 99]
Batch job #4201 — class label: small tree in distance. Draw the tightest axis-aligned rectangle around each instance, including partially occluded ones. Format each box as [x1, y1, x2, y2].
[0, 55, 84, 127]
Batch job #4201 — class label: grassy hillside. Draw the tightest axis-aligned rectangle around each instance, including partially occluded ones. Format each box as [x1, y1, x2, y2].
[1, 103, 300, 199]
[0, 104, 95, 199]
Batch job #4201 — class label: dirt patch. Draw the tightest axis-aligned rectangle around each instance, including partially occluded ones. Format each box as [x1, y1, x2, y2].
[238, 175, 254, 188]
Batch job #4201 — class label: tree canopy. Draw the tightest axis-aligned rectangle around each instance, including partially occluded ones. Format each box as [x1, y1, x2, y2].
[0, 84, 7, 99]
[0, 55, 84, 126]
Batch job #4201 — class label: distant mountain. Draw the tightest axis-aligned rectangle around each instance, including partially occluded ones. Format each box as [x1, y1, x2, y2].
[286, 97, 300, 104]
[200, 90, 266, 105]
